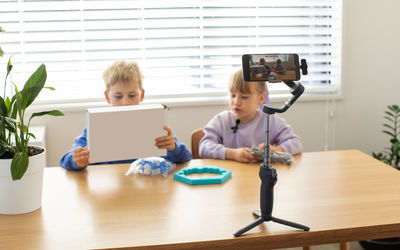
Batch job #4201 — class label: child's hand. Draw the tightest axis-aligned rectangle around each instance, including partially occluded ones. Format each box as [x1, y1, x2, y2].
[72, 146, 90, 168]
[270, 145, 284, 153]
[227, 147, 255, 163]
[257, 143, 284, 153]
[155, 126, 176, 152]
[257, 143, 265, 150]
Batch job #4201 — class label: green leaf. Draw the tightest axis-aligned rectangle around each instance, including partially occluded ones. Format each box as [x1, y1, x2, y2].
[383, 130, 395, 137]
[11, 152, 29, 181]
[0, 139, 14, 157]
[0, 96, 8, 115]
[10, 99, 18, 119]
[384, 116, 394, 123]
[44, 86, 56, 91]
[372, 152, 383, 160]
[4, 116, 17, 124]
[20, 86, 42, 109]
[20, 64, 47, 109]
[30, 110, 64, 120]
[28, 132, 36, 140]
[388, 105, 400, 112]
[390, 138, 399, 144]
[7, 57, 12, 76]
[0, 139, 14, 152]
[15, 91, 23, 115]
[9, 82, 22, 119]
[384, 111, 395, 118]
[391, 142, 400, 164]
[1, 117, 16, 132]
[383, 123, 394, 131]
[4, 97, 11, 112]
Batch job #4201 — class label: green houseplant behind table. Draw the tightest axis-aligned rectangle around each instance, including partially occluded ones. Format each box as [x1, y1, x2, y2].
[359, 104, 400, 249]
[372, 104, 400, 170]
[0, 28, 64, 213]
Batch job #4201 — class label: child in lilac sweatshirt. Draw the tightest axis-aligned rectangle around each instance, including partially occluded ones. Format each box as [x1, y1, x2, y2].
[199, 69, 302, 163]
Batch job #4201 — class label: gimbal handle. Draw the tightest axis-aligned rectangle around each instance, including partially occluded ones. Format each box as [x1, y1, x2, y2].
[259, 80, 304, 219]
[262, 81, 304, 115]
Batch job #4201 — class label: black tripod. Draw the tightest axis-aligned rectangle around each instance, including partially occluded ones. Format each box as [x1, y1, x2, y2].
[234, 80, 310, 237]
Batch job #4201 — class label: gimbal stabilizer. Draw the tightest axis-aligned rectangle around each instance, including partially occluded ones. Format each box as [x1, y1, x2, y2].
[234, 59, 310, 237]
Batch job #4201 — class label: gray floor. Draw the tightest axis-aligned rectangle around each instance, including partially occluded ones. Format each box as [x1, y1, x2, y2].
[280, 241, 364, 250]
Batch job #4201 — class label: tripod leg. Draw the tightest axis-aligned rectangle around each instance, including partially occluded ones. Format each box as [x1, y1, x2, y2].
[271, 216, 310, 231]
[234, 217, 266, 237]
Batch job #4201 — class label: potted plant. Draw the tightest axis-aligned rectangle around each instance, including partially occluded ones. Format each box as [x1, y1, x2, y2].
[0, 26, 64, 214]
[359, 104, 400, 249]
[372, 104, 400, 170]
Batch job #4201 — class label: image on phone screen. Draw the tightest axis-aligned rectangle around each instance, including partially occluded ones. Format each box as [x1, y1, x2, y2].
[242, 54, 300, 82]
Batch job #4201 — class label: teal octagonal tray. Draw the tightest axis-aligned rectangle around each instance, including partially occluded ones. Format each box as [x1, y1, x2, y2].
[174, 166, 232, 185]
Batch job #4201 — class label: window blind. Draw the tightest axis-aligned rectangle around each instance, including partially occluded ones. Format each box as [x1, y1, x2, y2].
[0, 0, 342, 103]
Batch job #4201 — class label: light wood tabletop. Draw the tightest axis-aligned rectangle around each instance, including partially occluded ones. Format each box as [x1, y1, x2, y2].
[1, 150, 400, 249]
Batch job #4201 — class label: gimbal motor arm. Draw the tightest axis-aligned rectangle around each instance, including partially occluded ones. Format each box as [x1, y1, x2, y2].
[262, 81, 304, 115]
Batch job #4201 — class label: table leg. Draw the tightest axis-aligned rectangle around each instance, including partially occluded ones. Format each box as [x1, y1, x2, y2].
[340, 242, 349, 250]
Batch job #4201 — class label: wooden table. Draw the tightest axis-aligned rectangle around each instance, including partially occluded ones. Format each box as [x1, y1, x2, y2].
[1, 150, 400, 249]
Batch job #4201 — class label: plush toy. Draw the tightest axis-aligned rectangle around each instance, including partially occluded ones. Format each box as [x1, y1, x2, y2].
[125, 157, 175, 177]
[251, 147, 294, 165]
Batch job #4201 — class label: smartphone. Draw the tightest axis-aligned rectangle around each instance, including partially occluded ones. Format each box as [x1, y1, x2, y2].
[242, 54, 300, 82]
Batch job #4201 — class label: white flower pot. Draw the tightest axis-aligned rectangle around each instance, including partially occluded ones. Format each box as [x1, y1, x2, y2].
[0, 146, 46, 214]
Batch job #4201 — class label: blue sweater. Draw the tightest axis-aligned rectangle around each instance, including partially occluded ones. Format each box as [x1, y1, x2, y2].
[60, 128, 192, 171]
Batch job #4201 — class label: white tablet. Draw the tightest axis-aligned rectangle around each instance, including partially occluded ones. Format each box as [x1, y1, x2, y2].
[87, 104, 166, 163]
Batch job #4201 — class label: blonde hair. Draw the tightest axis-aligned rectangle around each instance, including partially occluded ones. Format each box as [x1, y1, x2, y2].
[103, 61, 143, 92]
[228, 69, 266, 94]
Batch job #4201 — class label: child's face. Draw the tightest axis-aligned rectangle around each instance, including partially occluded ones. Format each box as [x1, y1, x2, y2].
[104, 81, 144, 106]
[229, 83, 265, 123]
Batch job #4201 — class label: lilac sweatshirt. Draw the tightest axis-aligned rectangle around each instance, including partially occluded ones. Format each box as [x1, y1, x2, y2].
[199, 109, 302, 159]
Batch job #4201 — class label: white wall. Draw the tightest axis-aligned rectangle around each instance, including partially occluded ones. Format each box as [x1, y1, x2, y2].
[30, 0, 400, 167]
[336, 0, 400, 153]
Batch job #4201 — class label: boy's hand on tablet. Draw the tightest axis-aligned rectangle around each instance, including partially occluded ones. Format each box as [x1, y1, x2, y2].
[73, 146, 90, 168]
[155, 126, 176, 152]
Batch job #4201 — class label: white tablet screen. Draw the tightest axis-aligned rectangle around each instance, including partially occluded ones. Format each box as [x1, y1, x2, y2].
[87, 104, 166, 163]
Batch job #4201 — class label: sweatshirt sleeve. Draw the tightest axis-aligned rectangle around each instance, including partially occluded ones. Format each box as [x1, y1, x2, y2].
[199, 113, 228, 160]
[164, 135, 192, 163]
[59, 129, 88, 171]
[270, 115, 303, 155]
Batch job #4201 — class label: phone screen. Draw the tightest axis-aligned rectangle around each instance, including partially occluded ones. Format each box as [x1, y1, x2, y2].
[242, 54, 300, 82]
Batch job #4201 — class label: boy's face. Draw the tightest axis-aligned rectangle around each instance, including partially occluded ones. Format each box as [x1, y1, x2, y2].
[229, 83, 265, 123]
[104, 81, 144, 106]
